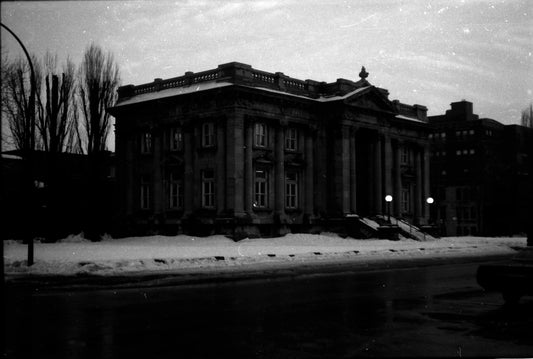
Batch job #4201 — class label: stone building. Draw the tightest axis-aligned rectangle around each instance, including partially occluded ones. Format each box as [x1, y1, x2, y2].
[108, 62, 432, 238]
[428, 100, 533, 236]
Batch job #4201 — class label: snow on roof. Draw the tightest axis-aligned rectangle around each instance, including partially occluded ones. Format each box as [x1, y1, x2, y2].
[114, 81, 373, 108]
[395, 114, 423, 122]
[113, 82, 423, 124]
[114, 81, 234, 107]
[1, 153, 23, 160]
[244, 85, 372, 102]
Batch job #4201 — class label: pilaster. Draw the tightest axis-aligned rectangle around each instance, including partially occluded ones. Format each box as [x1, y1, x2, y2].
[226, 112, 245, 216]
[244, 120, 253, 214]
[350, 127, 357, 213]
[374, 133, 383, 214]
[274, 122, 285, 215]
[394, 140, 402, 217]
[305, 127, 315, 216]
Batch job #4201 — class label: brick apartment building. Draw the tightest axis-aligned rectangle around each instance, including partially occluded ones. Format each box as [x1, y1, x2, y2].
[108, 62, 432, 238]
[428, 101, 532, 236]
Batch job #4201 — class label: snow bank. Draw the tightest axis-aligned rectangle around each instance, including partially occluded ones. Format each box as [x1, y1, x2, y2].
[3, 234, 526, 277]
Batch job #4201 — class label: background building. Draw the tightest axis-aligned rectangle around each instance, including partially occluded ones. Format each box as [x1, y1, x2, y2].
[1, 150, 116, 240]
[109, 62, 432, 238]
[428, 101, 532, 236]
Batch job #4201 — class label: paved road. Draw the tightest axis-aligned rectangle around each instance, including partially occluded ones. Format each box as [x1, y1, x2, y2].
[4, 259, 533, 358]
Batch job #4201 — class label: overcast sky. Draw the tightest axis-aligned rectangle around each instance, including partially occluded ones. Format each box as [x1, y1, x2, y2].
[1, 0, 532, 125]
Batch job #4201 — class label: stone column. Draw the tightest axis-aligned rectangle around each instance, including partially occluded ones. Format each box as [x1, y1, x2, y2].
[374, 133, 383, 214]
[394, 140, 402, 217]
[244, 120, 253, 214]
[423, 144, 431, 223]
[341, 125, 351, 214]
[124, 135, 134, 216]
[350, 128, 357, 213]
[153, 129, 163, 214]
[414, 146, 422, 224]
[305, 127, 314, 216]
[216, 119, 226, 214]
[274, 123, 285, 216]
[226, 112, 245, 217]
[184, 126, 193, 216]
[384, 134, 393, 200]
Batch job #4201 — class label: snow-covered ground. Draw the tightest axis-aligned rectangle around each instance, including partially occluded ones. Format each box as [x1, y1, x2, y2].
[3, 233, 526, 278]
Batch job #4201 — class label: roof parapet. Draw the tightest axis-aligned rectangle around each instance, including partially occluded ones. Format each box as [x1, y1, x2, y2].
[115, 62, 373, 101]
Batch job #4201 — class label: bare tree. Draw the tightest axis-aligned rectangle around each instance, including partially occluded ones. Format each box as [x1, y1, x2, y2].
[36, 52, 81, 154]
[77, 43, 120, 240]
[77, 43, 120, 155]
[1, 54, 41, 152]
[521, 103, 533, 128]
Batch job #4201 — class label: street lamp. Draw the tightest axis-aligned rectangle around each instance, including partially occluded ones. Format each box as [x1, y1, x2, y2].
[426, 197, 434, 223]
[385, 195, 393, 223]
[1, 22, 37, 266]
[425, 197, 434, 240]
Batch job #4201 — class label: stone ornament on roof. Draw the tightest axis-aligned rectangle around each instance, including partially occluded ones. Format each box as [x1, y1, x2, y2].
[359, 66, 369, 80]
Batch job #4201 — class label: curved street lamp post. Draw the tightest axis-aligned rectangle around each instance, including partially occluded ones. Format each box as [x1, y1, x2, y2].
[1, 22, 37, 266]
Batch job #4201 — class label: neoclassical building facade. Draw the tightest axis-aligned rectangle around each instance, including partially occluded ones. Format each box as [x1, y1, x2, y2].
[109, 62, 431, 237]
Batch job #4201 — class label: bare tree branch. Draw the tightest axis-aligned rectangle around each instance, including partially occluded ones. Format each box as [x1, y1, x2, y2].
[77, 43, 120, 155]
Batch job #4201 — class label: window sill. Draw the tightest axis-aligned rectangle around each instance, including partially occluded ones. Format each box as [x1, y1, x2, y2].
[253, 207, 273, 213]
[285, 208, 302, 214]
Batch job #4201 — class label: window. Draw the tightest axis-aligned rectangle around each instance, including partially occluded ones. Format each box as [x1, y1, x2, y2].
[254, 123, 267, 147]
[456, 150, 462, 156]
[170, 127, 183, 151]
[202, 122, 215, 147]
[401, 187, 410, 213]
[285, 172, 298, 209]
[141, 132, 152, 153]
[441, 132, 446, 139]
[469, 129, 475, 136]
[401, 146, 410, 164]
[169, 173, 183, 209]
[469, 149, 475, 155]
[140, 175, 150, 209]
[202, 169, 215, 208]
[285, 128, 297, 151]
[254, 170, 269, 208]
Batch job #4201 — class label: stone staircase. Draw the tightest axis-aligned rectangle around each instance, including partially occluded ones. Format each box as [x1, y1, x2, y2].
[377, 215, 436, 241]
[345, 215, 399, 240]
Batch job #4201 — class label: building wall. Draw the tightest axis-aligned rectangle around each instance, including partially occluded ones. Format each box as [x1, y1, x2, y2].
[429, 101, 533, 236]
[110, 62, 431, 237]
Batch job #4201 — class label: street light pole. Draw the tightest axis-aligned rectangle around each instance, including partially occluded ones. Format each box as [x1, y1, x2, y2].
[425, 197, 434, 241]
[1, 22, 37, 266]
[385, 195, 393, 223]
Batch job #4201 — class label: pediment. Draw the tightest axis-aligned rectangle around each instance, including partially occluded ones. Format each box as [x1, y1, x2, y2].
[343, 87, 396, 113]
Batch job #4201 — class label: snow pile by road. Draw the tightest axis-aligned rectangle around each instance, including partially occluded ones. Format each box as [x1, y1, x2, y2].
[4, 233, 526, 277]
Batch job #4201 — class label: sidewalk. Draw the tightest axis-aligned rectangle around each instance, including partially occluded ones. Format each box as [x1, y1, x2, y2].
[4, 234, 526, 284]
